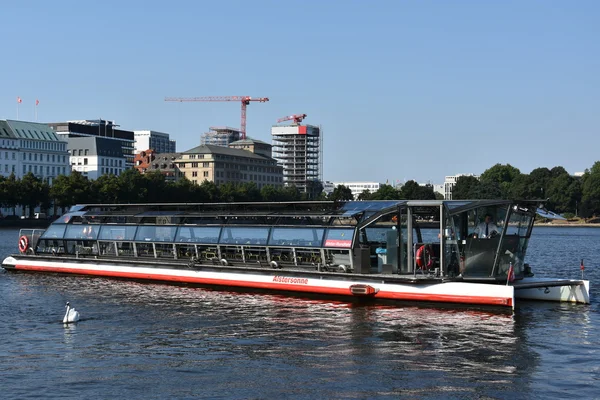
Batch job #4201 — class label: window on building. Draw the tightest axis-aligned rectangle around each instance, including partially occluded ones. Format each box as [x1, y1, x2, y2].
[84, 158, 88, 165]
[84, 149, 89, 156]
[192, 171, 197, 177]
[203, 171, 209, 177]
[192, 162, 198, 168]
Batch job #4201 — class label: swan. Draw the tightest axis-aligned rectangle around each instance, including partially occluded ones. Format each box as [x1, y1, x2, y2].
[63, 301, 80, 324]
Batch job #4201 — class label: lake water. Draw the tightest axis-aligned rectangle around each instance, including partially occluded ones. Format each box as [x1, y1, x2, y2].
[1, 227, 598, 399]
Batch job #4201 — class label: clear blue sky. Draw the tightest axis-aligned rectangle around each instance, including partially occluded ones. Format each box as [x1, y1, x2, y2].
[1, 0, 598, 184]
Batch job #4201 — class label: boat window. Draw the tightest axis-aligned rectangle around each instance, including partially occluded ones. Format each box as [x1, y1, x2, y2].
[135, 225, 178, 242]
[41, 224, 67, 239]
[64, 225, 99, 240]
[98, 225, 138, 241]
[219, 226, 270, 245]
[505, 210, 533, 237]
[324, 228, 354, 248]
[268, 227, 325, 247]
[175, 226, 221, 244]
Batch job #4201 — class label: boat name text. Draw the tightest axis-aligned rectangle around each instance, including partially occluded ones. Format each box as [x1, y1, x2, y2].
[273, 276, 309, 285]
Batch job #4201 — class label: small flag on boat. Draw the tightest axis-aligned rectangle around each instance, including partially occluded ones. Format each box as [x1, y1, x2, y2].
[17, 97, 22, 104]
[36, 99, 39, 106]
[506, 263, 515, 285]
[580, 259, 584, 271]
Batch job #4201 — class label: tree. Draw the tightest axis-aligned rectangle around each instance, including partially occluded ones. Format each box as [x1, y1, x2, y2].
[509, 173, 534, 200]
[581, 162, 600, 217]
[371, 184, 400, 200]
[452, 175, 480, 199]
[0, 174, 20, 215]
[480, 164, 521, 198]
[19, 173, 46, 218]
[546, 174, 581, 214]
[199, 180, 219, 202]
[473, 180, 503, 199]
[236, 182, 261, 202]
[68, 171, 92, 205]
[357, 189, 373, 201]
[118, 169, 147, 203]
[90, 174, 121, 204]
[260, 185, 280, 202]
[329, 185, 354, 202]
[50, 174, 72, 213]
[144, 171, 169, 203]
[305, 180, 324, 200]
[528, 167, 552, 199]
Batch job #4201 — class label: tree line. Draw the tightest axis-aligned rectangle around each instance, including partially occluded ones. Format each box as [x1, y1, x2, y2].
[0, 170, 318, 217]
[329, 162, 600, 218]
[1, 162, 598, 218]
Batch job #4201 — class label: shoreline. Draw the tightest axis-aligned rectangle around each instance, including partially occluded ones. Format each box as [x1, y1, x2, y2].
[535, 222, 600, 227]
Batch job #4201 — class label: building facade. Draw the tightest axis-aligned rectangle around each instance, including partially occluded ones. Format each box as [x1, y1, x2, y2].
[0, 120, 70, 182]
[48, 119, 134, 170]
[68, 136, 126, 179]
[143, 143, 283, 188]
[134, 130, 176, 154]
[271, 124, 322, 193]
[330, 181, 381, 199]
[444, 173, 479, 199]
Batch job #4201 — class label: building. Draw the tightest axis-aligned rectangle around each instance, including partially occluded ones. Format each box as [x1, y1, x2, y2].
[271, 123, 322, 194]
[68, 136, 126, 179]
[433, 184, 444, 198]
[138, 151, 180, 181]
[134, 130, 176, 154]
[330, 181, 381, 199]
[48, 119, 134, 170]
[0, 120, 70, 182]
[228, 138, 272, 157]
[444, 173, 479, 200]
[143, 143, 283, 188]
[200, 127, 241, 147]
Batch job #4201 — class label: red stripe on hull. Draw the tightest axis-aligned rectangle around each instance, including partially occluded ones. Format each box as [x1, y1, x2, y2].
[13, 264, 512, 307]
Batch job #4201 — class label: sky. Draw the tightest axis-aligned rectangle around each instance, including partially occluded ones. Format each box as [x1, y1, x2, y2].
[0, 0, 598, 184]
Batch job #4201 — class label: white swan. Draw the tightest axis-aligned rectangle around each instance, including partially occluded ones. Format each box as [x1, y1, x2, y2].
[63, 301, 80, 324]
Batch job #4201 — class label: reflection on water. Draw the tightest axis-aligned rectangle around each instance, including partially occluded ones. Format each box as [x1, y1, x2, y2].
[0, 227, 599, 399]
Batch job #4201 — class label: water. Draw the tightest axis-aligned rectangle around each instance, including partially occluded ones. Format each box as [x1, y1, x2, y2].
[1, 227, 598, 399]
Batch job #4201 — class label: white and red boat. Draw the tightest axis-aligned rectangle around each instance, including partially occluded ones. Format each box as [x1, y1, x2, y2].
[2, 200, 590, 310]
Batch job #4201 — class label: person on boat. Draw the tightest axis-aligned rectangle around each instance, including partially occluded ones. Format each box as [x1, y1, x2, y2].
[474, 214, 499, 239]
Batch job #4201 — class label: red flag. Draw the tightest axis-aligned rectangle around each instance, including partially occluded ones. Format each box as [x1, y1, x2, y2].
[17, 97, 22, 104]
[35, 99, 39, 106]
[506, 263, 515, 285]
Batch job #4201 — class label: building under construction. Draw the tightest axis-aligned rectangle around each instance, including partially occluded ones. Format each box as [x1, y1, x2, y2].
[200, 126, 241, 147]
[271, 115, 322, 195]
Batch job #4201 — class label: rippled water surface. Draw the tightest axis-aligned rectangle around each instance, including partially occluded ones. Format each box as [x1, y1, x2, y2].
[1, 227, 599, 399]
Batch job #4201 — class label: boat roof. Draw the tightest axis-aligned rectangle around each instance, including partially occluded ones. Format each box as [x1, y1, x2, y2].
[70, 199, 544, 220]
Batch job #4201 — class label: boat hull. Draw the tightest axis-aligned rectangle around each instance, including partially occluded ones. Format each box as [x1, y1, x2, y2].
[514, 278, 590, 304]
[2, 255, 516, 309]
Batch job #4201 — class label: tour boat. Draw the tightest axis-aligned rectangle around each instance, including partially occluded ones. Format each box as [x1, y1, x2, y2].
[2, 200, 590, 310]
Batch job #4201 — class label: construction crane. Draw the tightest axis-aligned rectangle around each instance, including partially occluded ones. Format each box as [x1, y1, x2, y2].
[164, 96, 269, 140]
[277, 113, 307, 125]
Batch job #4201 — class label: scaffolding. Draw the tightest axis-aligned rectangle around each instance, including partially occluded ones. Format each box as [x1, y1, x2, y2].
[200, 126, 241, 147]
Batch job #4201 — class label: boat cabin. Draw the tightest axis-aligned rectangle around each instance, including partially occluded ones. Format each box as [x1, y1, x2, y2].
[21, 199, 545, 282]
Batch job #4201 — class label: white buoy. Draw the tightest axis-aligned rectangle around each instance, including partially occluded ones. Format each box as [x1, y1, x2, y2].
[63, 301, 80, 324]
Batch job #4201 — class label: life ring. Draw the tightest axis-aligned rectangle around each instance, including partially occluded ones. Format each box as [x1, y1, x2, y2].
[18, 235, 29, 253]
[416, 244, 433, 269]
